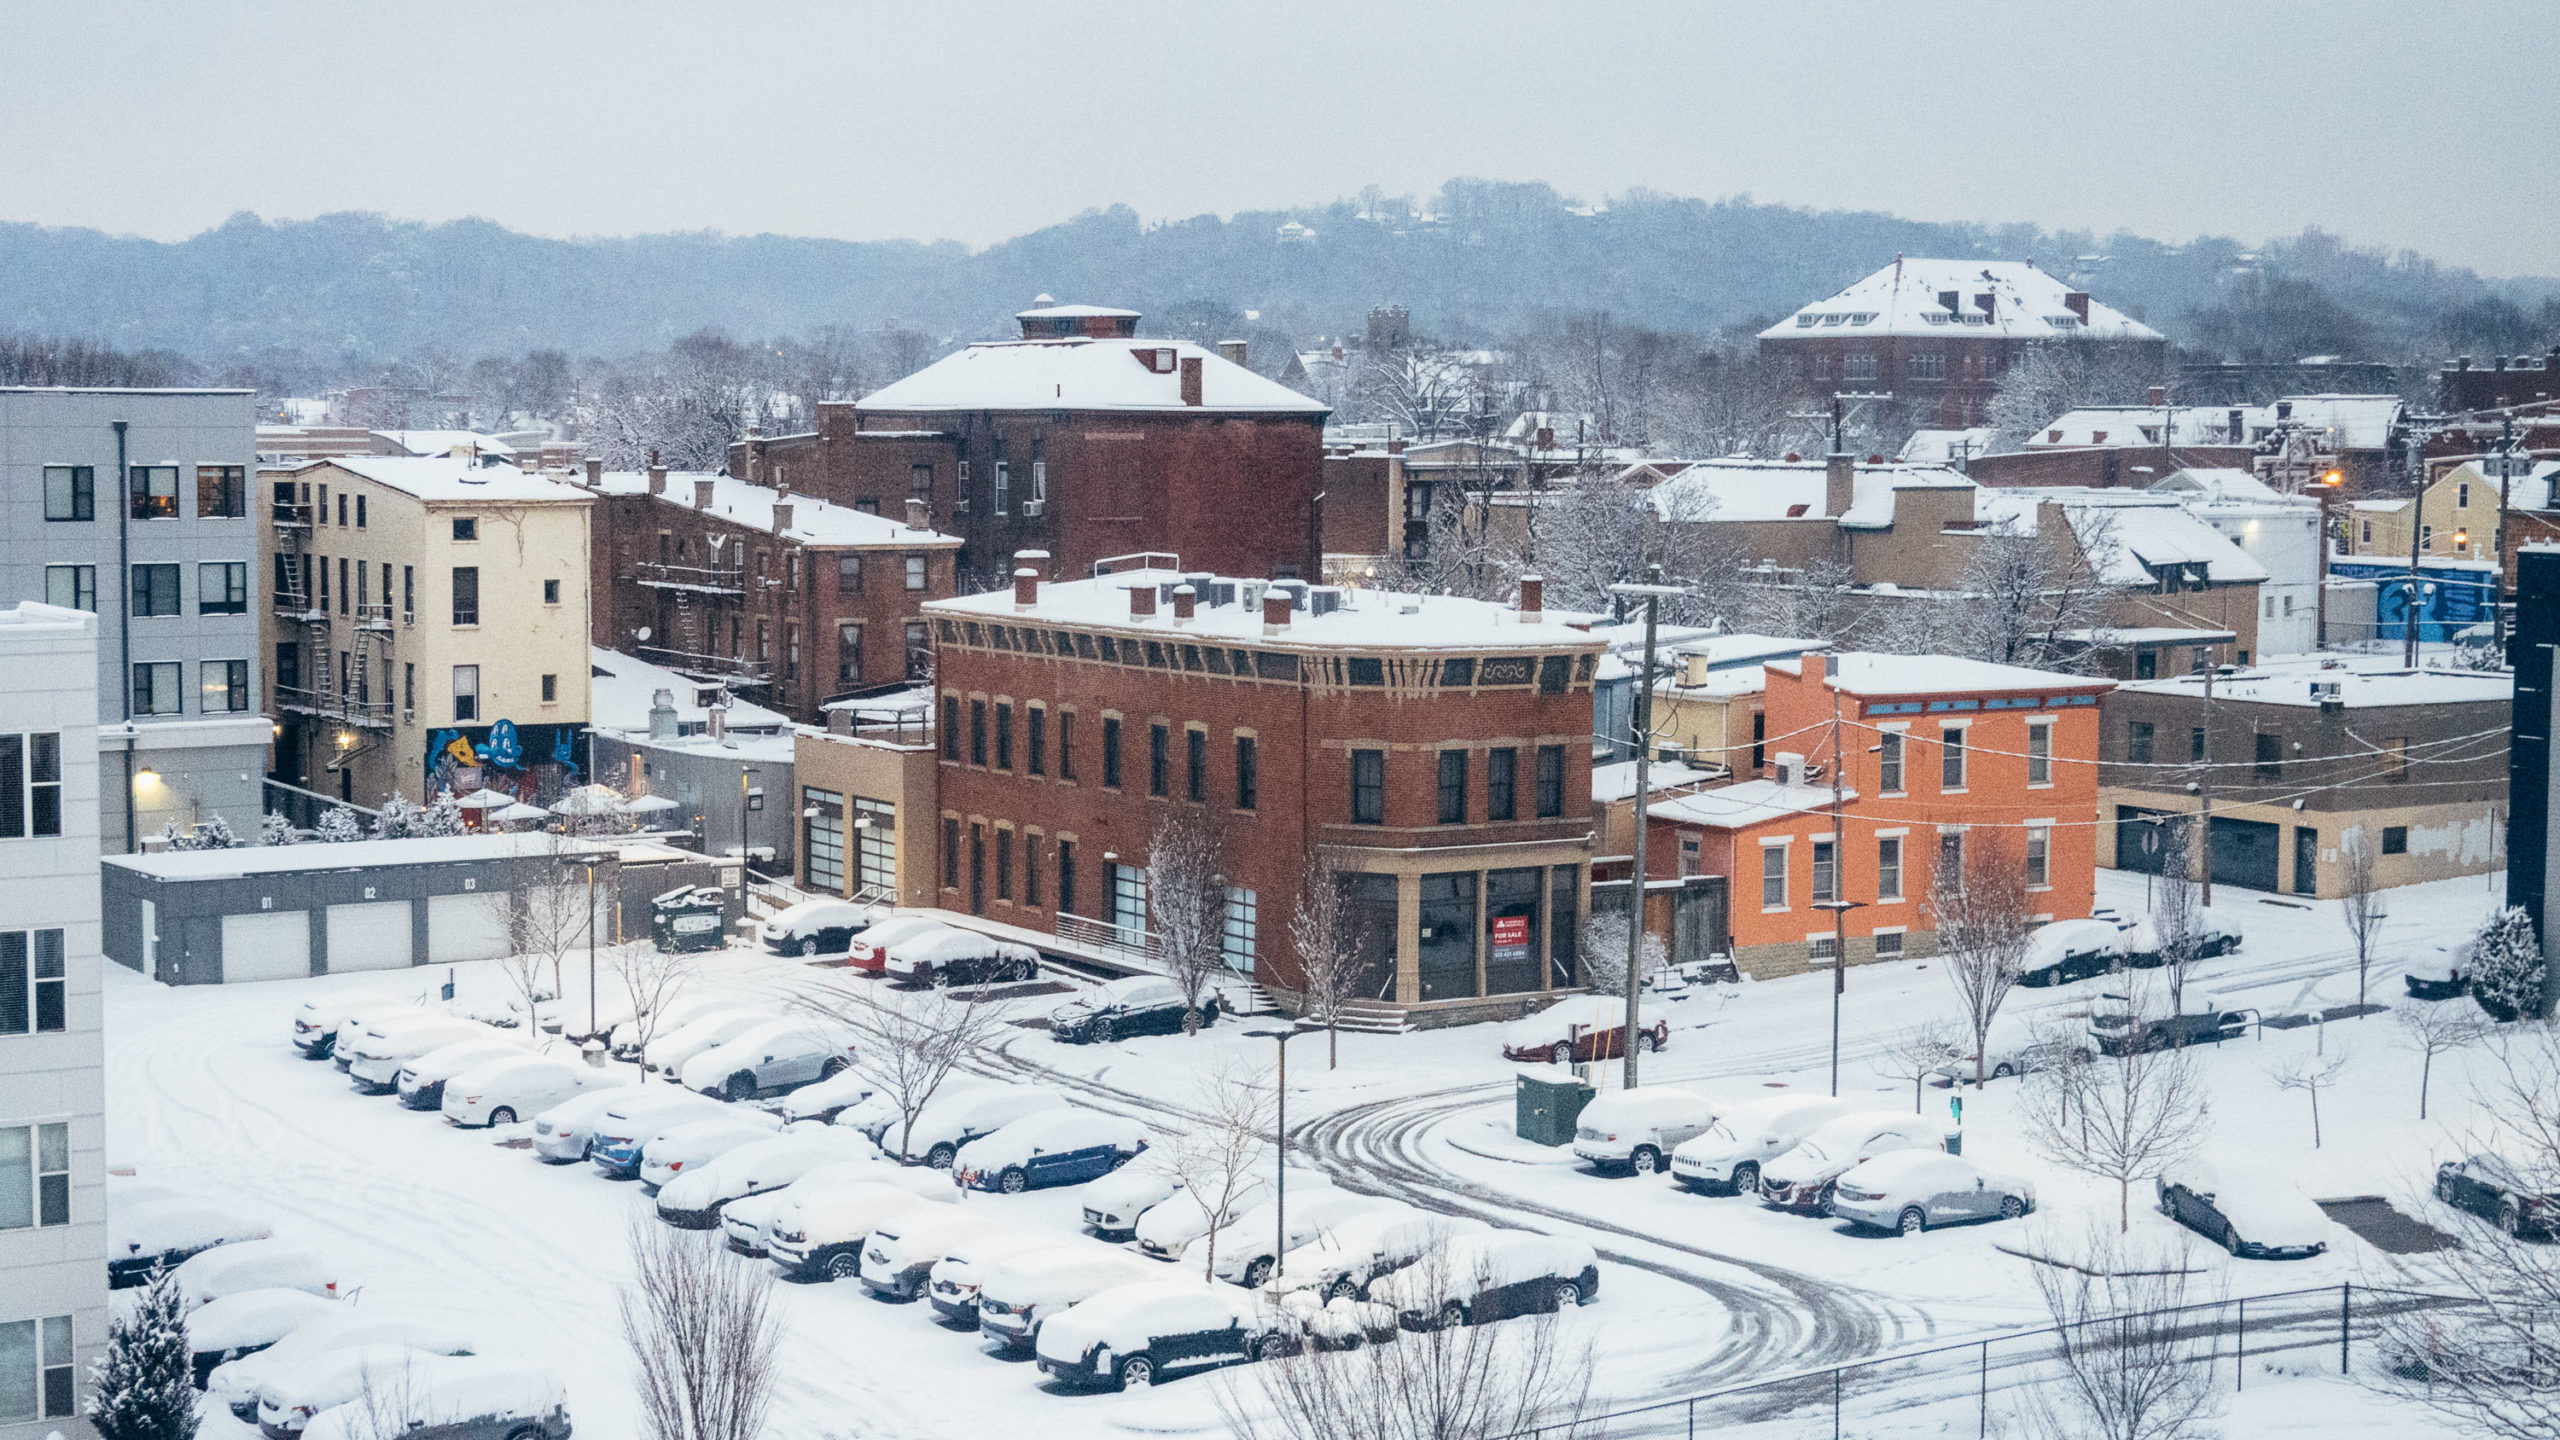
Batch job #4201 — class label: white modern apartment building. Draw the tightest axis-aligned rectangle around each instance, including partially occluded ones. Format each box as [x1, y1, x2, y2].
[0, 389, 270, 852]
[0, 603, 105, 1437]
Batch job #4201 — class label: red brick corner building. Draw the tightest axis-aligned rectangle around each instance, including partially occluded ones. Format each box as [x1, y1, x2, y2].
[926, 560, 1604, 1028]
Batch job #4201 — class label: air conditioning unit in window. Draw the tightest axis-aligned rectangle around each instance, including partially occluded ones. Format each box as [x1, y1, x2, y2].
[1022, 499, 1045, 517]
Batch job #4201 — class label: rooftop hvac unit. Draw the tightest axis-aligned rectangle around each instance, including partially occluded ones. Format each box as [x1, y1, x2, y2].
[1207, 581, 1237, 607]
[1240, 580, 1269, 613]
[1273, 580, 1311, 610]
[1310, 587, 1344, 616]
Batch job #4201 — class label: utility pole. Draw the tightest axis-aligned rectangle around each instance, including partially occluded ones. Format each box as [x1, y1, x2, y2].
[1609, 566, 1686, 1091]
[2196, 656, 2215, 908]
[2494, 414, 2516, 650]
[2405, 430, 2427, 668]
[1820, 679, 1857, 1098]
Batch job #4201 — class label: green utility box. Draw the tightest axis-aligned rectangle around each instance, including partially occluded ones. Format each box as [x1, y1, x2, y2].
[1516, 1070, 1597, 1147]
[651, 884, 728, 953]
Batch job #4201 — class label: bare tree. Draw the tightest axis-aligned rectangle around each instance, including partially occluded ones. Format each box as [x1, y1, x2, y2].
[2394, 1001, 2486, 1119]
[1986, 341, 2164, 452]
[2339, 833, 2387, 1016]
[1946, 507, 2124, 673]
[499, 847, 599, 1004]
[1579, 909, 1665, 997]
[1935, 835, 2036, 1087]
[1874, 1020, 1962, 1113]
[1288, 860, 1365, 1070]
[2149, 817, 2204, 1027]
[2269, 1050, 2351, 1147]
[1148, 809, 1234, 1035]
[2020, 1230, 2223, 1440]
[1166, 1064, 1275, 1285]
[1219, 1251, 1602, 1440]
[2023, 1008, 2212, 1231]
[611, 940, 695, 1085]
[619, 1220, 780, 1440]
[796, 979, 997, 1165]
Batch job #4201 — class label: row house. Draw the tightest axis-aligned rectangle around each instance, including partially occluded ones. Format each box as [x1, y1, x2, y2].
[1646, 652, 2113, 978]
[577, 464, 962, 725]
[921, 560, 1604, 1028]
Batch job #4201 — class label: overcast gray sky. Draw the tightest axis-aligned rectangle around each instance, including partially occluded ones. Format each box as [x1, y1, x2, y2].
[5, 1, 2553, 275]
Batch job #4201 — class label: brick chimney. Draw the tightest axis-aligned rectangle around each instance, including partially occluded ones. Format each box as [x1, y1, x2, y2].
[1129, 585, 1157, 619]
[647, 464, 667, 496]
[1013, 567, 1039, 611]
[771, 501, 794, 534]
[905, 497, 930, 531]
[1517, 574, 1543, 622]
[1825, 452, 1856, 519]
[1802, 652, 1829, 682]
[773, 464, 791, 498]
[745, 439, 764, 486]
[2147, 386, 2167, 406]
[1262, 594, 1290, 635]
[1180, 356, 1204, 406]
[1172, 584, 1196, 622]
[584, 457, 603, 487]
[2062, 292, 2090, 324]
[693, 479, 717, 509]
[1217, 340, 1248, 368]
[1013, 547, 1051, 580]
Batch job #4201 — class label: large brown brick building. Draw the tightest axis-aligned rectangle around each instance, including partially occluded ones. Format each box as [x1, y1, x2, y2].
[737, 305, 1331, 588]
[923, 560, 1604, 1027]
[578, 463, 962, 724]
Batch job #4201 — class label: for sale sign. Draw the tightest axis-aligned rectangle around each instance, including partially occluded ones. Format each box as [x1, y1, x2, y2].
[1491, 913, 1532, 961]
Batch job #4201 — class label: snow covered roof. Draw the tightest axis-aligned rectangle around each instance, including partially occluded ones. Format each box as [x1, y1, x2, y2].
[2120, 657, 2509, 709]
[2441, 458, 2560, 511]
[2150, 468, 2287, 503]
[1653, 779, 1857, 830]
[2273, 394, 2403, 451]
[104, 832, 693, 881]
[2028, 406, 2255, 449]
[1591, 759, 1719, 804]
[1769, 652, 2113, 699]
[588, 648, 788, 736]
[301, 457, 590, 505]
[1759, 260, 2163, 343]
[1899, 427, 1999, 465]
[589, 471, 960, 549]
[930, 568, 1601, 654]
[1645, 458, 1973, 529]
[370, 429, 516, 459]
[856, 338, 1328, 415]
[1015, 304, 1140, 320]
[1972, 489, 2270, 586]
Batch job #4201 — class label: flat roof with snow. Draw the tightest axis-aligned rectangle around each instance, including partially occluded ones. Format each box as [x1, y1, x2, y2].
[1770, 652, 2115, 700]
[857, 338, 1328, 415]
[929, 569, 1601, 654]
[104, 833, 692, 882]
[588, 470, 960, 550]
[296, 456, 591, 505]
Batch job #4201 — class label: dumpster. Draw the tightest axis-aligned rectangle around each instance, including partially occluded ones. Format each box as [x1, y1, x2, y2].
[1516, 1069, 1596, 1147]
[651, 884, 728, 953]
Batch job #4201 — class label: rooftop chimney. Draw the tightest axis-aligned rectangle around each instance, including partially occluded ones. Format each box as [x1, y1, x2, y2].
[2147, 386, 2167, 407]
[693, 479, 716, 509]
[745, 439, 764, 486]
[2276, 400, 2293, 422]
[648, 465, 668, 496]
[1217, 340, 1248, 367]
[771, 501, 794, 534]
[2063, 292, 2091, 324]
[706, 697, 727, 744]
[1262, 594, 1290, 635]
[1013, 567, 1039, 611]
[1179, 356, 1204, 406]
[906, 497, 930, 531]
[1802, 653, 1829, 682]
[773, 465, 791, 498]
[584, 457, 603, 487]
[1129, 585, 1157, 619]
[647, 687, 678, 740]
[1825, 452, 1855, 519]
[1172, 584, 1196, 622]
[1517, 574, 1543, 622]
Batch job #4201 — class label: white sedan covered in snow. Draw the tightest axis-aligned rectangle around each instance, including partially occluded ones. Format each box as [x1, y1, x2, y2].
[635, 1115, 790, 1192]
[644, 1008, 780, 1076]
[207, 1312, 476, 1422]
[341, 1015, 504, 1092]
[1829, 1151, 2036, 1235]
[975, 1245, 1162, 1350]
[1668, 1095, 1852, 1197]
[1081, 1167, 1181, 1239]
[1273, 1206, 1488, 1302]
[393, 1037, 529, 1111]
[678, 1018, 858, 1101]
[442, 1054, 625, 1129]
[290, 998, 421, 1061]
[928, 1230, 1083, 1325]
[1034, 1279, 1299, 1389]
[654, 1128, 881, 1228]
[891, 1083, 1070, 1168]
[718, 1162, 947, 1257]
[184, 1287, 338, 1384]
[108, 1196, 273, 1288]
[254, 1343, 455, 1438]
[1570, 1085, 1720, 1175]
[174, 1239, 341, 1311]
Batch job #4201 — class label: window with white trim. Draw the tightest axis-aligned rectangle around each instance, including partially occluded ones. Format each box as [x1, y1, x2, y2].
[0, 1312, 76, 1422]
[1877, 729, 1904, 793]
[2025, 826, 2051, 889]
[0, 931, 65, 1036]
[0, 1122, 69, 1230]
[2027, 721, 2052, 787]
[1222, 887, 1258, 973]
[1808, 933, 1839, 962]
[1940, 725, 1966, 790]
[1873, 930, 1905, 959]
[1760, 843, 1788, 910]
[1876, 836, 1903, 901]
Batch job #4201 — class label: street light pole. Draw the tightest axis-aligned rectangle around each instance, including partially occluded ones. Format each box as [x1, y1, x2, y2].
[1607, 567, 1687, 1093]
[581, 858, 601, 1036]
[1247, 1025, 1312, 1286]
[2405, 431, 2427, 668]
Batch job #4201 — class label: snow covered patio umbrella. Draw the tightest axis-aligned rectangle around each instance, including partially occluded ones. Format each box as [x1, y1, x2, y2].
[553, 785, 624, 817]
[450, 789, 512, 811]
[495, 802, 550, 826]
[622, 794, 680, 817]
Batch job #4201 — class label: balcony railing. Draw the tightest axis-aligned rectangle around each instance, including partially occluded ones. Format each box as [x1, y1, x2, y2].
[636, 644, 771, 686]
[633, 561, 746, 595]
[270, 502, 314, 528]
[273, 684, 396, 729]
[354, 602, 394, 631]
[1055, 913, 1161, 967]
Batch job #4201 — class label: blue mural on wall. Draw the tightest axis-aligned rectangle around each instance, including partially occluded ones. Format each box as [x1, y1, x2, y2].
[2330, 558, 2499, 645]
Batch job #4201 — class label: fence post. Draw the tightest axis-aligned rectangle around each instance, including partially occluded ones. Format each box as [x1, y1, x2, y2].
[2340, 1282, 2352, 1374]
[1979, 1339, 1990, 1438]
[1687, 1397, 1695, 1440]
[2235, 1296, 2246, 1391]
[1834, 1366, 1842, 1440]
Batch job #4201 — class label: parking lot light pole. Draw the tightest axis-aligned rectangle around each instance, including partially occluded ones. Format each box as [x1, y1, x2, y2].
[1247, 1024, 1315, 1285]
[579, 857, 604, 1036]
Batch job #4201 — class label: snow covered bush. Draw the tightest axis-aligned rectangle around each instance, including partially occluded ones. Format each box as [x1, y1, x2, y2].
[2470, 906, 2548, 1022]
[88, 1266, 197, 1439]
[192, 814, 237, 850]
[416, 791, 468, 838]
[315, 805, 366, 843]
[371, 791, 422, 840]
[1580, 911, 1666, 993]
[258, 811, 300, 846]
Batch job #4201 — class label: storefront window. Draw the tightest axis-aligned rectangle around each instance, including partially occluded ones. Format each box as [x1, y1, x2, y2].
[1485, 867, 1543, 995]
[1344, 874, 1398, 1002]
[802, 788, 845, 893]
[854, 798, 897, 894]
[1548, 865, 1581, 988]
[1417, 872, 1479, 1002]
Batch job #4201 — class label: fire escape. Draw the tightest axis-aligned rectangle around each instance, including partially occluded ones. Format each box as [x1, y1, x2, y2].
[269, 482, 395, 765]
[632, 544, 773, 691]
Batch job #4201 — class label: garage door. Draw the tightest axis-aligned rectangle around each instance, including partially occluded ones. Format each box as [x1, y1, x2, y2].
[325, 901, 414, 973]
[427, 893, 513, 964]
[221, 911, 311, 983]
[2208, 817, 2281, 894]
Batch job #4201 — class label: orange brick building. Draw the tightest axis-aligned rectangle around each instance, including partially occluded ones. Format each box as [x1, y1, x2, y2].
[1647, 652, 2113, 977]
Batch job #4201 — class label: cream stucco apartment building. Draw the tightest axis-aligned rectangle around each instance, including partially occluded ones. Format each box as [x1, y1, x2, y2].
[262, 456, 594, 813]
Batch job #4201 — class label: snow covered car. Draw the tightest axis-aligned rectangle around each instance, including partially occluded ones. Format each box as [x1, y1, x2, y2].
[184, 1287, 337, 1386]
[291, 999, 420, 1061]
[341, 1016, 504, 1093]
[442, 1055, 624, 1129]
[644, 1008, 780, 1076]
[2017, 919, 2127, 987]
[928, 1230, 1081, 1325]
[173, 1240, 341, 1311]
[759, 898, 879, 958]
[1570, 1086, 1719, 1175]
[208, 1313, 475, 1421]
[977, 1246, 1163, 1351]
[1668, 1095, 1851, 1197]
[607, 993, 731, 1060]
[721, 1162, 947, 1256]
[255, 1343, 454, 1437]
[765, 1069, 877, 1124]
[953, 1110, 1149, 1194]
[2157, 1162, 2332, 1258]
[636, 1115, 794, 1193]
[883, 927, 1041, 988]
[678, 1019, 858, 1101]
[1370, 1233, 1600, 1331]
[2406, 940, 2475, 1001]
[1928, 1025, 2091, 1084]
[845, 914, 952, 973]
[1499, 994, 1667, 1065]
[528, 1087, 655, 1163]
[1758, 1112, 1945, 1215]
[1274, 1207, 1489, 1302]
[2435, 1154, 2560, 1238]
[1204, 1192, 1393, 1288]
[1274, 1292, 1399, 1352]
[1081, 1168, 1180, 1239]
[109, 1197, 274, 1288]
[1047, 975, 1216, 1044]
[892, 1084, 1070, 1168]
[1829, 1151, 2036, 1235]
[2089, 989, 2250, 1055]
[1034, 1280, 1299, 1390]
[654, 1129, 881, 1228]
[765, 1180, 950, 1281]
[858, 1210, 1011, 1301]
[2121, 913, 2242, 967]
[393, 1037, 528, 1111]
[298, 1360, 570, 1440]
[588, 1090, 755, 1178]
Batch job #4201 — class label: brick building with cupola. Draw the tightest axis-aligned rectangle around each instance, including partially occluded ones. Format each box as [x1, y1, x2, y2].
[918, 557, 1603, 1028]
[740, 304, 1331, 589]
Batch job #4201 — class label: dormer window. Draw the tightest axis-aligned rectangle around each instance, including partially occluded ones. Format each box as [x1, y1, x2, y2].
[1134, 347, 1178, 374]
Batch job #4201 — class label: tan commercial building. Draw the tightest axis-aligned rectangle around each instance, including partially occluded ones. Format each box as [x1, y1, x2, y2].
[792, 709, 943, 909]
[263, 457, 594, 812]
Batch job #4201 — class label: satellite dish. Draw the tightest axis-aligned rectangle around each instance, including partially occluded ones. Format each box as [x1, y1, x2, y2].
[636, 627, 652, 642]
